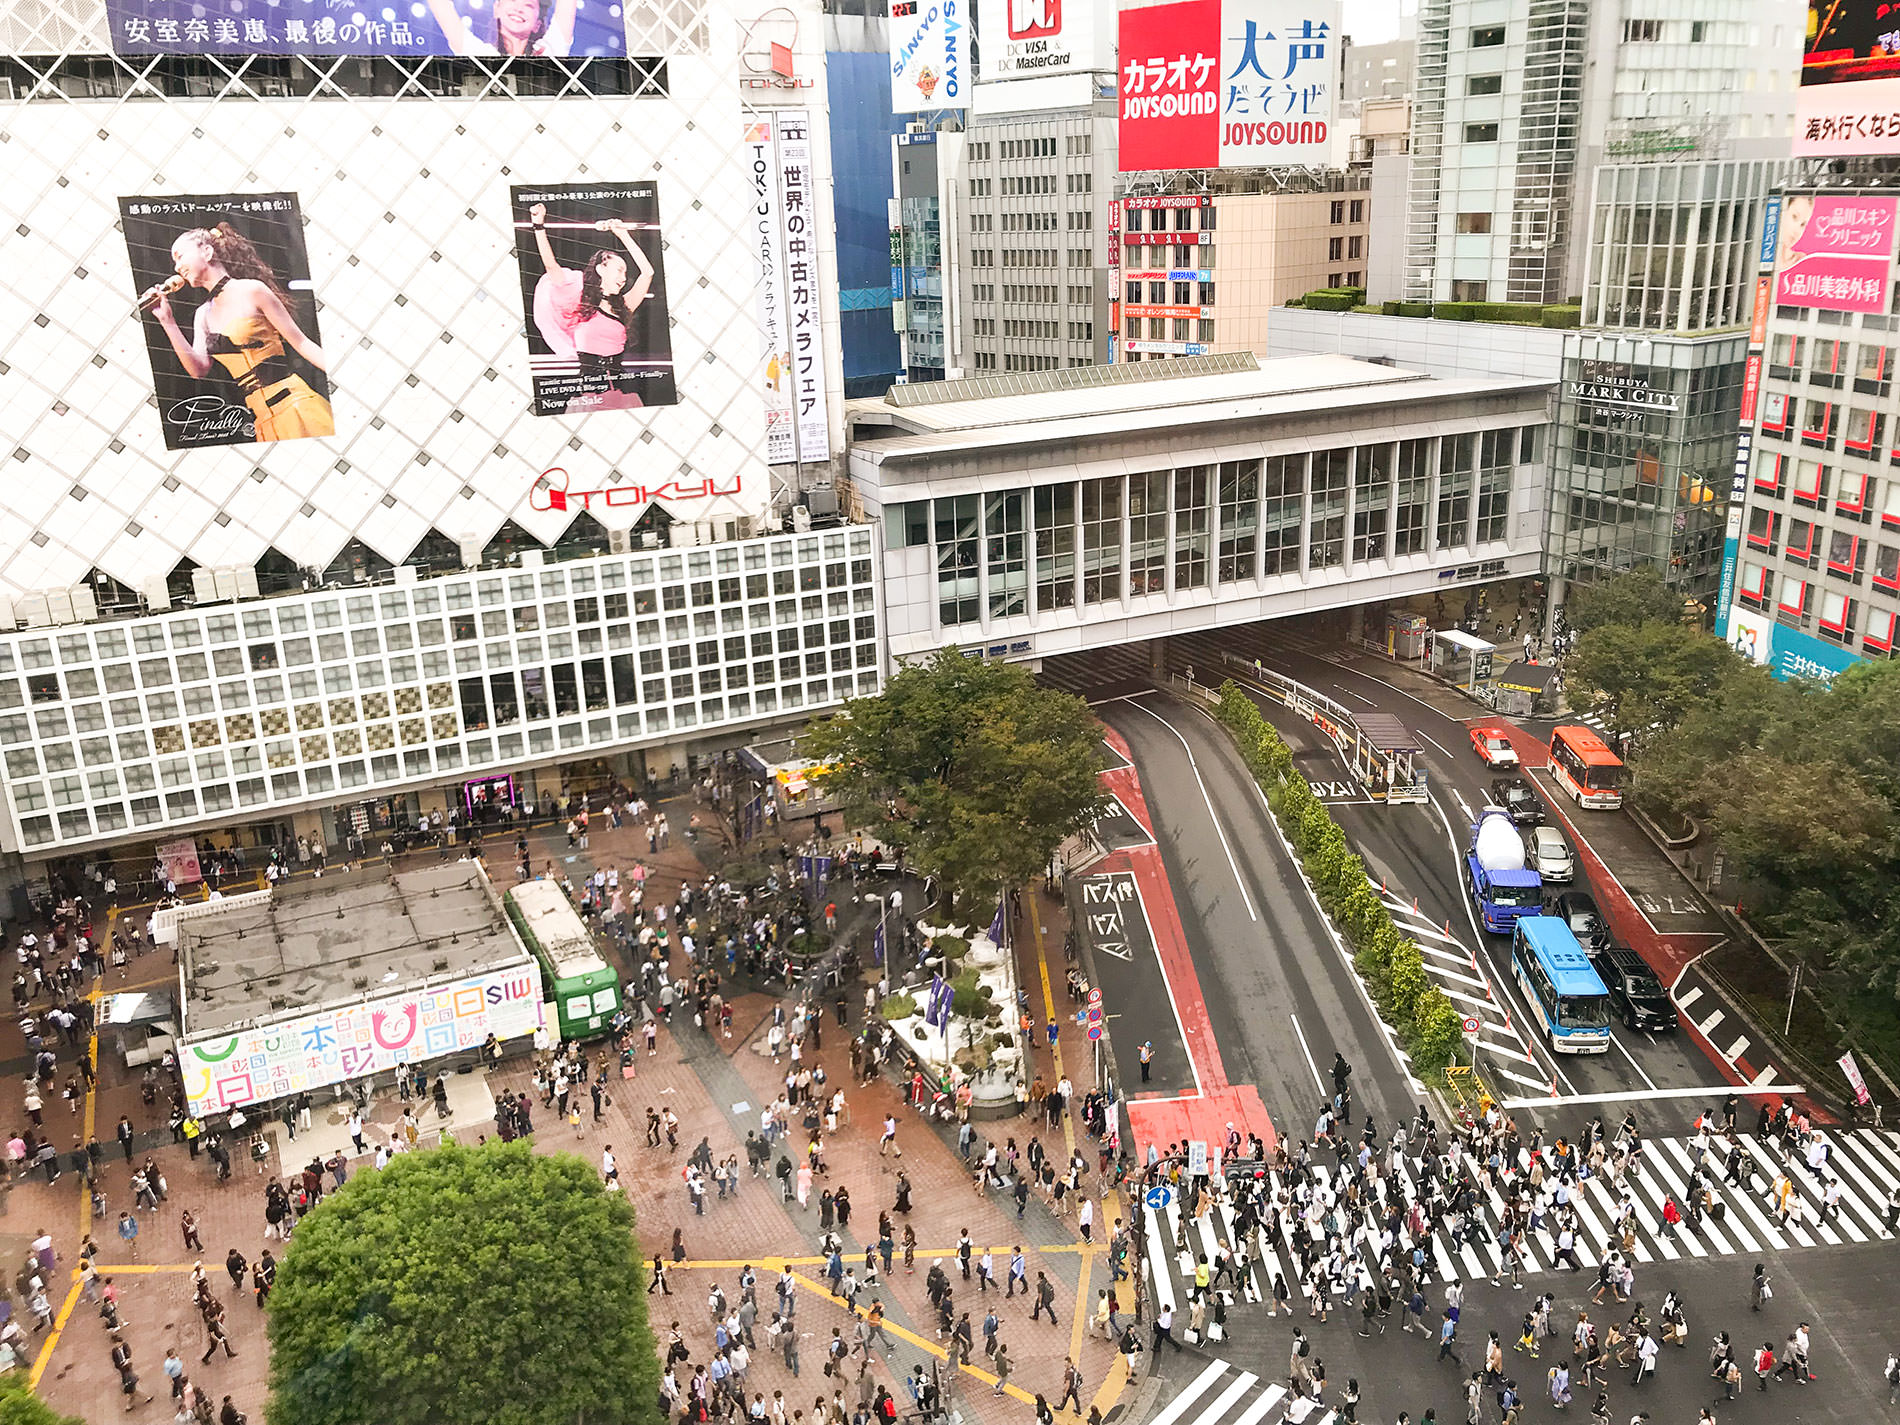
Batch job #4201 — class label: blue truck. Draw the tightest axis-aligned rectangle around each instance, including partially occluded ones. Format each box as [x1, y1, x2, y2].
[1467, 807, 1544, 933]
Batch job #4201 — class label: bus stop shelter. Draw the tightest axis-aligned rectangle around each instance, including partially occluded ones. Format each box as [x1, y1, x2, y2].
[1349, 712, 1426, 803]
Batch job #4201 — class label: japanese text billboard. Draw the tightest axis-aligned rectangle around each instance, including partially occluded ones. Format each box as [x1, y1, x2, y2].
[179, 962, 544, 1115]
[1118, 0, 1338, 172]
[122, 193, 335, 451]
[1772, 194, 1897, 314]
[746, 118, 796, 464]
[1797, 0, 1900, 156]
[977, 0, 1103, 83]
[890, 0, 968, 112]
[106, 0, 630, 56]
[746, 113, 832, 465]
[509, 182, 678, 417]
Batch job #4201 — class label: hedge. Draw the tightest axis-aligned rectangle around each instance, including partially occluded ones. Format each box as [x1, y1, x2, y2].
[1540, 305, 1581, 329]
[1212, 679, 1465, 1077]
[1302, 291, 1358, 312]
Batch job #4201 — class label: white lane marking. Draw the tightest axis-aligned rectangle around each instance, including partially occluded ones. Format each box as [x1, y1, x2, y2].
[1724, 1035, 1751, 1062]
[1610, 1030, 1660, 1092]
[1335, 684, 1377, 709]
[1146, 1360, 1228, 1425]
[1674, 985, 1703, 1011]
[1496, 1083, 1806, 1108]
[1288, 1012, 1326, 1095]
[1494, 1065, 1552, 1090]
[1123, 695, 1257, 923]
[1454, 791, 1475, 822]
[1750, 1063, 1778, 1087]
[1417, 729, 1455, 761]
[1697, 1010, 1726, 1036]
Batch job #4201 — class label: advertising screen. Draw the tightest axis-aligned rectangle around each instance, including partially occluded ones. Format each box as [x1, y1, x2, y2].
[1796, 1, 1900, 156]
[1772, 194, 1897, 313]
[509, 182, 678, 417]
[122, 193, 335, 451]
[1119, 0, 1338, 172]
[106, 0, 629, 55]
[977, 0, 1103, 82]
[890, 0, 968, 112]
[178, 962, 544, 1116]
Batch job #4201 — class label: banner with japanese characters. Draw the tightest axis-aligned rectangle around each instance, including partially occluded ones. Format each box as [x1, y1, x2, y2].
[509, 182, 678, 417]
[122, 193, 335, 451]
[1797, 1, 1900, 157]
[746, 117, 797, 465]
[890, 0, 969, 112]
[1772, 195, 1897, 314]
[772, 112, 833, 464]
[1118, 0, 1338, 172]
[105, 0, 631, 56]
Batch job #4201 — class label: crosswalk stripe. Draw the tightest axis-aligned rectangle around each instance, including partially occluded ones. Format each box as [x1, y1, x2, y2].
[1228, 1383, 1290, 1425]
[1147, 1361, 1230, 1425]
[1136, 1131, 1900, 1306]
[1189, 1369, 1262, 1425]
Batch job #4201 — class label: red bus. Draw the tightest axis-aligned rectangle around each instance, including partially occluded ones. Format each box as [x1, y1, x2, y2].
[1548, 725, 1623, 809]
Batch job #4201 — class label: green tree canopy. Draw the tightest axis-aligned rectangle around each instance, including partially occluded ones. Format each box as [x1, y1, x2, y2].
[1565, 567, 1690, 633]
[1564, 619, 1750, 742]
[803, 650, 1110, 910]
[267, 1142, 658, 1425]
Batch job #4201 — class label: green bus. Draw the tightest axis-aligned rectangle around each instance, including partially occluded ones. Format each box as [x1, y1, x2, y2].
[505, 880, 621, 1042]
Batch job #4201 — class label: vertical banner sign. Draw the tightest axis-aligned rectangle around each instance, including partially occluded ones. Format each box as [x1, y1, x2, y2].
[745, 117, 795, 465]
[1839, 1051, 1872, 1106]
[890, 0, 967, 112]
[1716, 197, 1782, 639]
[1107, 198, 1122, 363]
[1772, 194, 1899, 313]
[774, 112, 833, 463]
[1118, 0, 1338, 172]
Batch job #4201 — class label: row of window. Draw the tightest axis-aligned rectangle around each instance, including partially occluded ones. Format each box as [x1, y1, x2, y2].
[967, 249, 1091, 270]
[1119, 242, 1216, 271]
[1734, 565, 1899, 654]
[1124, 206, 1216, 233]
[1766, 336, 1893, 395]
[1126, 318, 1217, 341]
[886, 430, 1529, 627]
[1751, 451, 1900, 524]
[1126, 281, 1218, 305]
[1758, 391, 1890, 460]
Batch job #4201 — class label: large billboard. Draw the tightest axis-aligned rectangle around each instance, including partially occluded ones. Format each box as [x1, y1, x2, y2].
[122, 193, 335, 451]
[509, 182, 678, 417]
[106, 0, 630, 55]
[1772, 194, 1897, 314]
[977, 0, 1103, 82]
[890, 0, 969, 111]
[746, 113, 833, 465]
[178, 962, 544, 1116]
[746, 118, 796, 464]
[1118, 0, 1339, 172]
[1797, 1, 1900, 157]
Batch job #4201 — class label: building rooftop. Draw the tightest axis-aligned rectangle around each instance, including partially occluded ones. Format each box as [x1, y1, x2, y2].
[847, 352, 1551, 465]
[178, 860, 526, 1039]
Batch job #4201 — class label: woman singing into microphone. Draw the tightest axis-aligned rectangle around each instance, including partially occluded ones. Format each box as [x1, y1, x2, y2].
[142, 221, 334, 442]
[525, 201, 657, 412]
[424, 0, 578, 56]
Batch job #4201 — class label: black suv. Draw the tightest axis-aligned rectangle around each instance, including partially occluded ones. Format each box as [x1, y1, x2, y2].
[1591, 945, 1679, 1033]
[1550, 889, 1612, 950]
[1489, 777, 1545, 827]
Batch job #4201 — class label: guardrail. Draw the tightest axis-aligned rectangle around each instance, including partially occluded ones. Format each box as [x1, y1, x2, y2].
[1214, 651, 1429, 804]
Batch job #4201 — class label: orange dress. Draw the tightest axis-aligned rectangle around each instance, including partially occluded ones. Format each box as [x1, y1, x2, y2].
[208, 310, 334, 442]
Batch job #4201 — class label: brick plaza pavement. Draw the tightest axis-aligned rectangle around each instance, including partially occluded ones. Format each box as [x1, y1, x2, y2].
[11, 797, 1131, 1424]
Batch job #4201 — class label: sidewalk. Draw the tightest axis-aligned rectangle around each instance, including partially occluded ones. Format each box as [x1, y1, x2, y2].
[15, 799, 1126, 1424]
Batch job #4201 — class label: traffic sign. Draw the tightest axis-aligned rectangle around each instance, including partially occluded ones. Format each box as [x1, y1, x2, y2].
[1087, 1023, 1103, 1041]
[1144, 1185, 1173, 1211]
[1187, 1140, 1208, 1176]
[1461, 1015, 1482, 1037]
[1087, 987, 1103, 1005]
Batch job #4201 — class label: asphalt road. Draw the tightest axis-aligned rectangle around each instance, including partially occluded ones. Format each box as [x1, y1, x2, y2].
[1170, 631, 1741, 1140]
[1096, 693, 1421, 1140]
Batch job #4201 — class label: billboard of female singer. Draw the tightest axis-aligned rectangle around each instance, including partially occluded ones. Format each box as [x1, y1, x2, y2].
[121, 194, 334, 450]
[510, 182, 678, 416]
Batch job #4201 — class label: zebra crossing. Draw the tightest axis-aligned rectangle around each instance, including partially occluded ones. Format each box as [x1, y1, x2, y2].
[1140, 1129, 1900, 1319]
[1375, 886, 1551, 1093]
[1036, 645, 1157, 702]
[1147, 1358, 1333, 1425]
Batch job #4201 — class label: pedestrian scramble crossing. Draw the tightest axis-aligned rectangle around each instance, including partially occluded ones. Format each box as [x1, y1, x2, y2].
[1147, 1358, 1335, 1425]
[1140, 1130, 1900, 1319]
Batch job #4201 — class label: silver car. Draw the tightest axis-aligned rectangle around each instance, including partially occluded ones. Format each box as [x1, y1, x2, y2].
[1528, 825, 1574, 883]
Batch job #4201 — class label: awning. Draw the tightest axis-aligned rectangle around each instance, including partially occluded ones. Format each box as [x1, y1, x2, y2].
[1494, 661, 1557, 694]
[1353, 712, 1418, 753]
[104, 991, 178, 1026]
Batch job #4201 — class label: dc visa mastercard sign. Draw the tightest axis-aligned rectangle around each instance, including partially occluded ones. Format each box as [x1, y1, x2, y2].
[1118, 0, 1339, 172]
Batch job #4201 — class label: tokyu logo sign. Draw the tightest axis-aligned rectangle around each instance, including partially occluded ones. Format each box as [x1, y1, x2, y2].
[1010, 0, 1057, 38]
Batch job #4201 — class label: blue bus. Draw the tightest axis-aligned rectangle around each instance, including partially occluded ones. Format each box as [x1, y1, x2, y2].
[1511, 915, 1612, 1054]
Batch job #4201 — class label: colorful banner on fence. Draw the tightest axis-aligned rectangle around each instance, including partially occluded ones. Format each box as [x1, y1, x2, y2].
[179, 963, 543, 1115]
[106, 0, 630, 56]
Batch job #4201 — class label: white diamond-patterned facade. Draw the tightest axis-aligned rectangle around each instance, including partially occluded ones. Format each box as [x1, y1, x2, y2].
[0, 0, 867, 862]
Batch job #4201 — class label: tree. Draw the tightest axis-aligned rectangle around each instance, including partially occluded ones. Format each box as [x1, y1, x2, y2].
[1564, 620, 1746, 741]
[266, 1142, 659, 1425]
[0, 1378, 85, 1425]
[1565, 567, 1688, 633]
[803, 650, 1110, 911]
